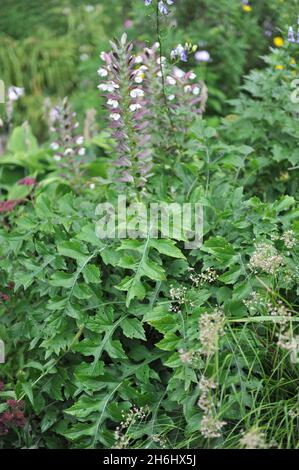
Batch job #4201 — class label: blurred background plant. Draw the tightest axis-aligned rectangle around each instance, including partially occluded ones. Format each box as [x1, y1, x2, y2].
[1, 0, 299, 140]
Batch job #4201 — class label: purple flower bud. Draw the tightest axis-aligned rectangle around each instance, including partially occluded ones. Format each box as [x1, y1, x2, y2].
[118, 171, 134, 183]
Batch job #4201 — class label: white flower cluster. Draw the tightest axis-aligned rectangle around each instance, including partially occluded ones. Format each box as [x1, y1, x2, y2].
[199, 308, 225, 357]
[114, 405, 150, 449]
[198, 376, 226, 439]
[244, 293, 292, 324]
[281, 229, 296, 250]
[188, 267, 218, 287]
[249, 243, 284, 275]
[240, 428, 267, 449]
[277, 328, 299, 363]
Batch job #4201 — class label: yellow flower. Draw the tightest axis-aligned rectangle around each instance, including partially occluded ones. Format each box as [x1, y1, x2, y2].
[242, 5, 252, 12]
[290, 58, 296, 65]
[275, 65, 284, 70]
[274, 37, 284, 47]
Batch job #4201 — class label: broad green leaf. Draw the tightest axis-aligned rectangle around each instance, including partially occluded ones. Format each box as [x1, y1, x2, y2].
[121, 318, 146, 340]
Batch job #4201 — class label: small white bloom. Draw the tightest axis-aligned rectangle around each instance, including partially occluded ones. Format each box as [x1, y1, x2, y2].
[78, 148, 86, 156]
[184, 85, 192, 93]
[130, 88, 144, 98]
[80, 53, 89, 61]
[193, 86, 200, 95]
[8, 86, 24, 101]
[195, 50, 210, 62]
[64, 148, 73, 156]
[110, 113, 121, 121]
[98, 83, 108, 91]
[107, 99, 119, 108]
[76, 136, 84, 145]
[170, 50, 177, 60]
[173, 67, 185, 78]
[85, 5, 94, 12]
[135, 55, 143, 64]
[98, 82, 119, 92]
[135, 75, 144, 84]
[166, 76, 176, 85]
[189, 72, 196, 80]
[97, 67, 108, 77]
[89, 183, 96, 190]
[168, 94, 175, 101]
[54, 155, 61, 161]
[108, 82, 119, 91]
[129, 103, 142, 112]
[50, 142, 59, 150]
[157, 71, 162, 78]
[100, 51, 107, 60]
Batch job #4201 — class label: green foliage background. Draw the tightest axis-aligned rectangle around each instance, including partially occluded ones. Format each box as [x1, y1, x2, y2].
[0, 0, 298, 450]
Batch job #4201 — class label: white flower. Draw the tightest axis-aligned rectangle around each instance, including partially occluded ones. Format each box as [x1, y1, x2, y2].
[168, 94, 175, 101]
[195, 50, 210, 62]
[76, 136, 84, 145]
[50, 142, 59, 150]
[80, 53, 89, 61]
[109, 82, 119, 90]
[135, 56, 143, 64]
[170, 49, 177, 60]
[129, 103, 142, 112]
[130, 88, 144, 98]
[184, 85, 192, 93]
[97, 67, 108, 77]
[100, 51, 107, 60]
[193, 86, 200, 95]
[134, 74, 144, 84]
[85, 5, 94, 13]
[98, 83, 108, 91]
[89, 183, 96, 190]
[64, 148, 73, 156]
[98, 82, 119, 92]
[8, 86, 24, 101]
[189, 72, 196, 80]
[110, 113, 121, 121]
[78, 148, 86, 156]
[54, 155, 61, 161]
[173, 67, 185, 78]
[107, 99, 119, 108]
[166, 76, 176, 85]
[49, 107, 59, 123]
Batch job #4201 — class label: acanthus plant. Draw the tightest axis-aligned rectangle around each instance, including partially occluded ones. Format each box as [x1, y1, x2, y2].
[98, 34, 154, 190]
[98, 36, 208, 187]
[49, 97, 87, 189]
